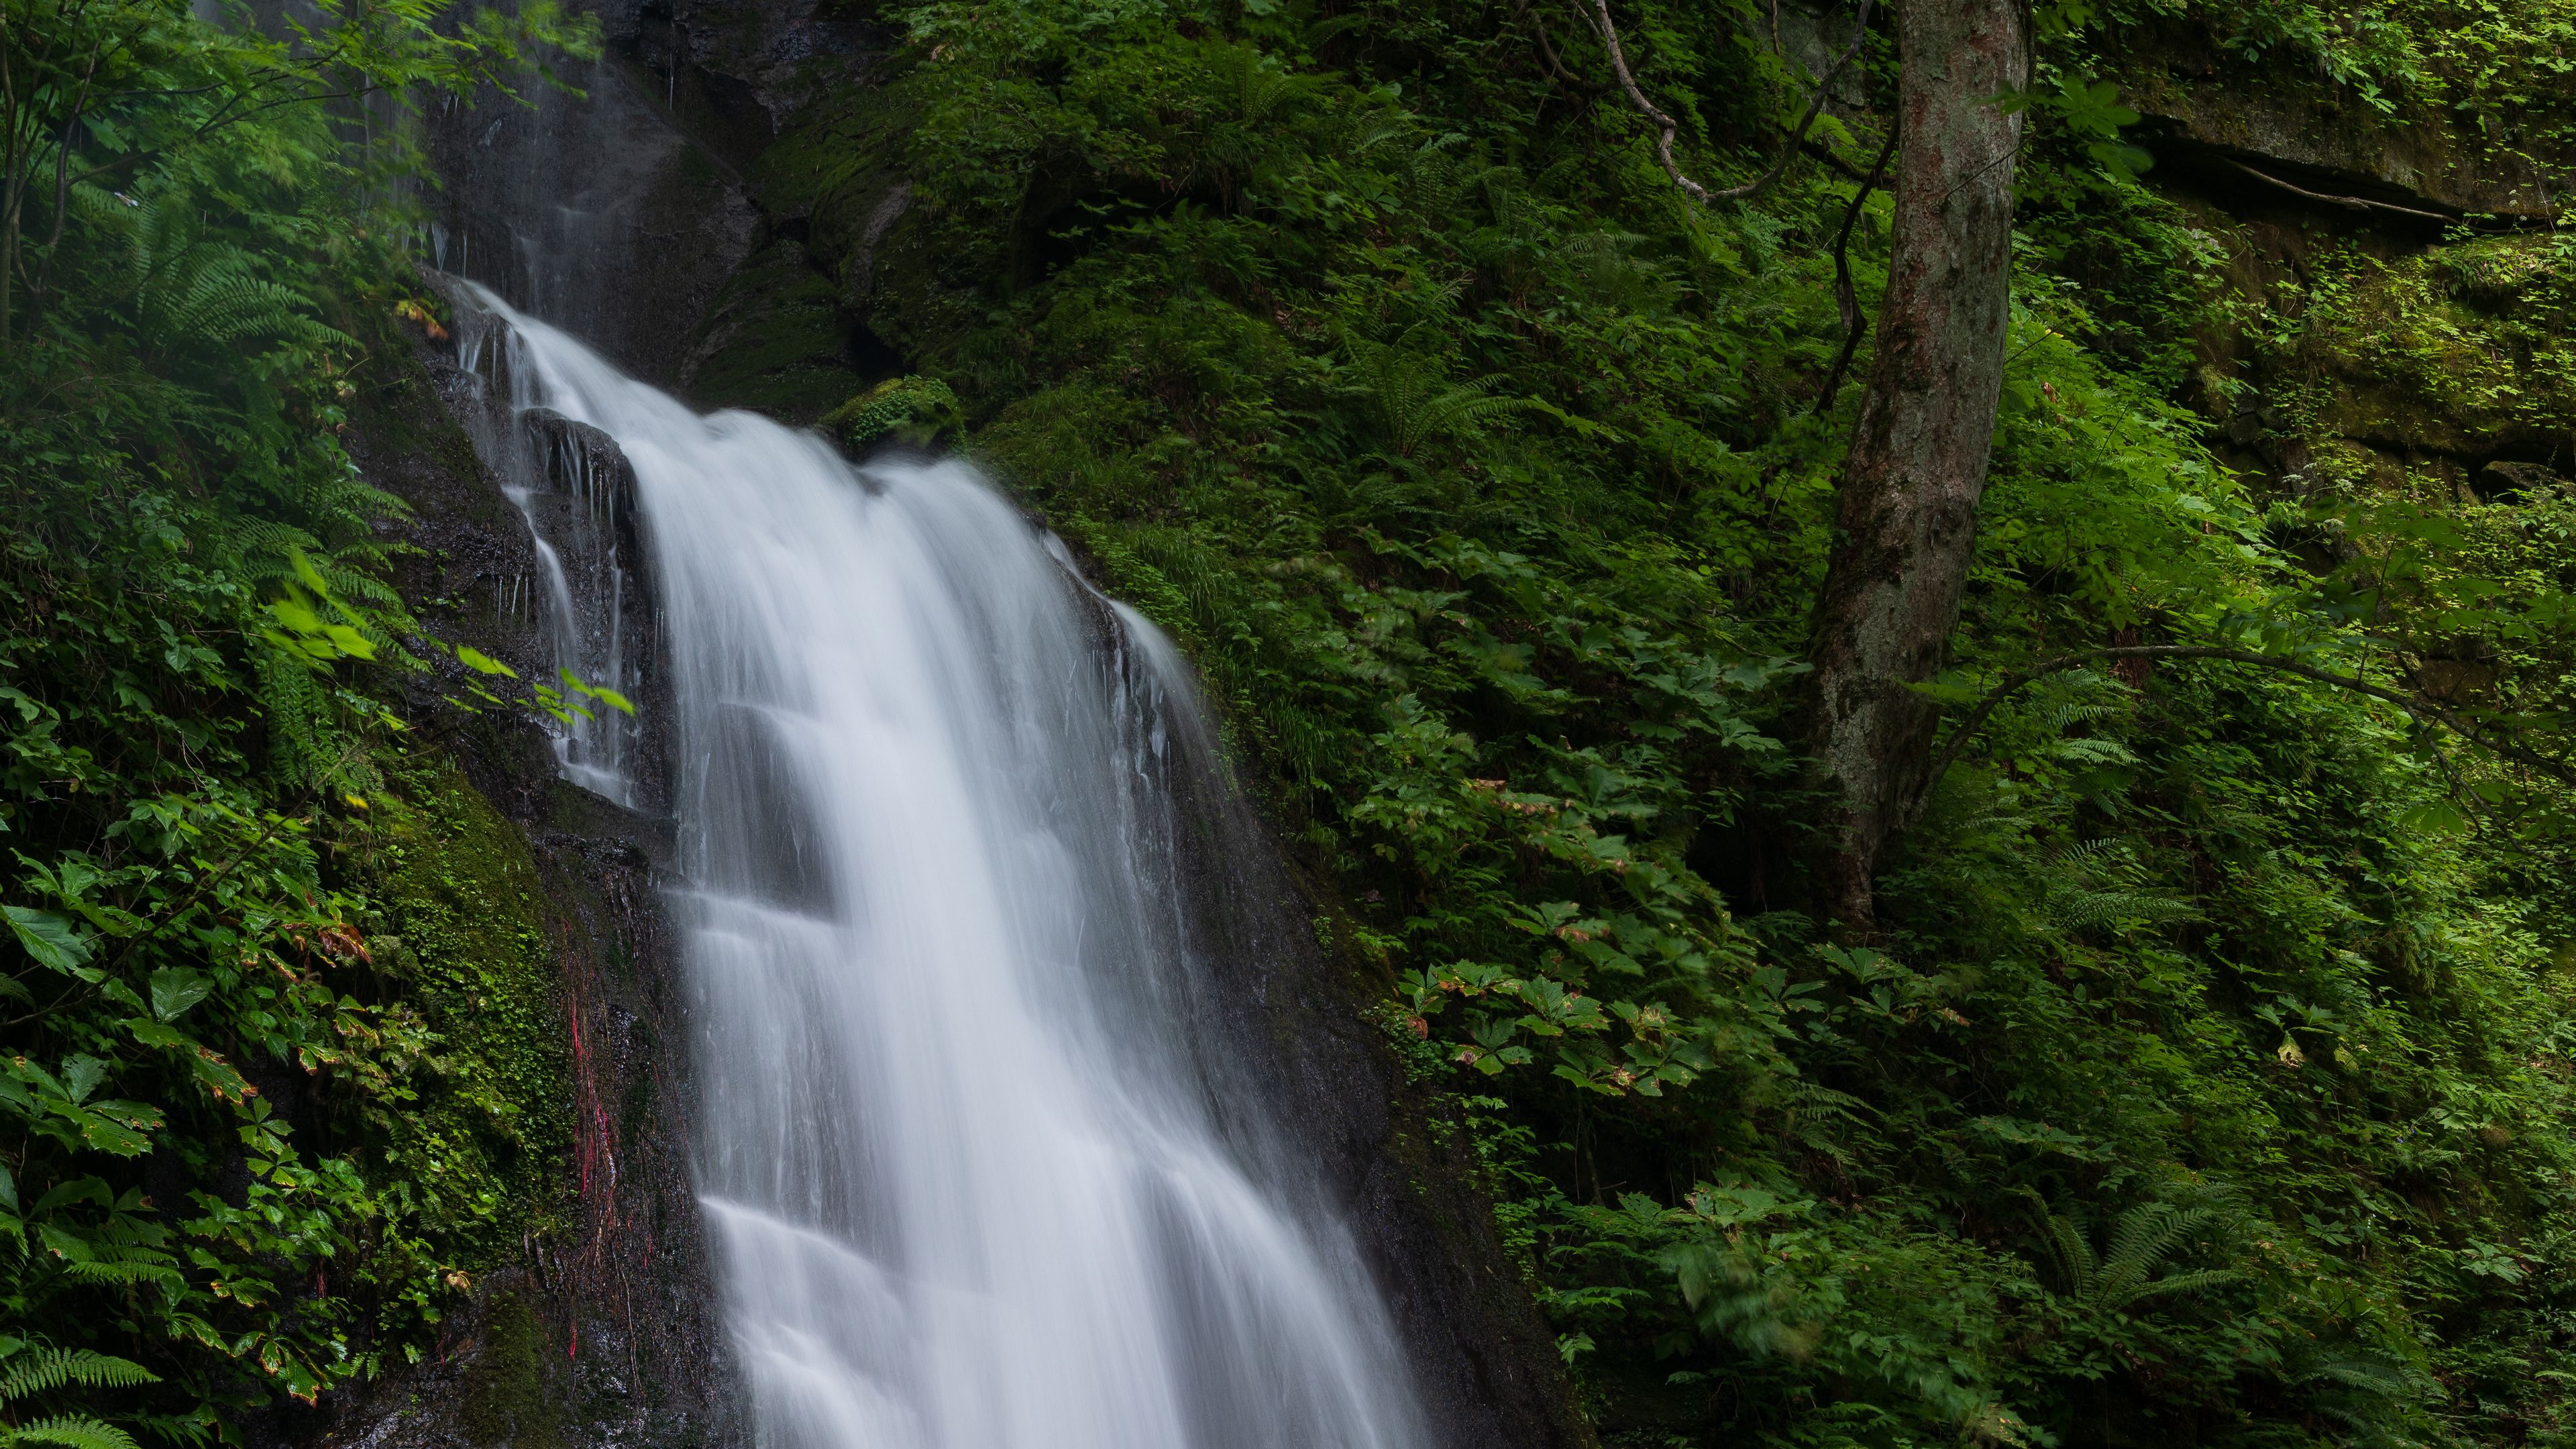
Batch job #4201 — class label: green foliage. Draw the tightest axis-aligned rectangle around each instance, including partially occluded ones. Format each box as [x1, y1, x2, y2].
[457, 1293, 561, 1449]
[11, 0, 2576, 1442]
[0, 0, 599, 341]
[0, 0, 586, 1434]
[764, 0, 2576, 1442]
[0, 1342, 160, 1449]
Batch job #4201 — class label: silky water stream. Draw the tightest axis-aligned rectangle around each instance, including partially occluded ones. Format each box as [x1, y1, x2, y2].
[445, 286, 1428, 1449]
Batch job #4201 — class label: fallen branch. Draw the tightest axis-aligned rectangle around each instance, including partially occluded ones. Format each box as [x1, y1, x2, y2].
[1803, 133, 1891, 186]
[1913, 644, 2576, 818]
[2217, 156, 2456, 225]
[1588, 0, 1874, 205]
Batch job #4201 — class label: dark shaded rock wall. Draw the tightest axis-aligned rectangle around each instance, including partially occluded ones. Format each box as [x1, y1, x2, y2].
[290, 331, 744, 1449]
[2112, 18, 2567, 223]
[1150, 698, 1601, 1449]
[2062, 21, 2576, 533]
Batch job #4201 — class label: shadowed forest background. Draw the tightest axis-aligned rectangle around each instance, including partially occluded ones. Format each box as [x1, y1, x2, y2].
[10, 0, 2576, 1445]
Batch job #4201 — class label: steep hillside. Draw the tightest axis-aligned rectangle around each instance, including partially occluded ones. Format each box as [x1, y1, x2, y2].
[659, 0, 2576, 1442]
[13, 0, 2576, 1447]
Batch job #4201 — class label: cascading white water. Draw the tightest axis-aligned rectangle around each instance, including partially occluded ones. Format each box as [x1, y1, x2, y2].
[458, 286, 1428, 1449]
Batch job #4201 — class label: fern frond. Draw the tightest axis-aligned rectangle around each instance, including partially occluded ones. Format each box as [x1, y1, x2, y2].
[127, 1413, 215, 1449]
[11, 1415, 143, 1449]
[61, 1257, 184, 1289]
[2113, 1267, 2246, 1308]
[222, 521, 327, 584]
[160, 266, 351, 351]
[2281, 1340, 2430, 1445]
[1340, 339, 1532, 458]
[2099, 1203, 2197, 1297]
[0, 1348, 158, 1402]
[2049, 887, 2199, 931]
[2041, 838, 2198, 932]
[2045, 838, 2123, 869]
[2040, 1213, 2096, 1299]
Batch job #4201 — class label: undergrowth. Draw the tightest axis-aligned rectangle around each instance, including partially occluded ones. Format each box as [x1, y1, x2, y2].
[0, 0, 591, 1436]
[747, 0, 2576, 1442]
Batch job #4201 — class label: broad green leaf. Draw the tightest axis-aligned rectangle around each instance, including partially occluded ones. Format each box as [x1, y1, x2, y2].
[121, 1018, 193, 1049]
[59, 1056, 105, 1106]
[148, 968, 213, 1023]
[456, 645, 518, 678]
[288, 547, 331, 596]
[5, 906, 90, 972]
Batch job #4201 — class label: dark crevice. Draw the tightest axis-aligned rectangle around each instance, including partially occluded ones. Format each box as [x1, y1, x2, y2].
[2141, 126, 2508, 237]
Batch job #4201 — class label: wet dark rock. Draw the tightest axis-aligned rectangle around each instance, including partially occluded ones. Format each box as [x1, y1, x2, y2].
[299, 330, 738, 1449]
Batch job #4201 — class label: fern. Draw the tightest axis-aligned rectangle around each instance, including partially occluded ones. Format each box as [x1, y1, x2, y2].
[9, 1417, 142, 1449]
[0, 1349, 158, 1402]
[0, 1348, 156, 1449]
[72, 184, 353, 358]
[2039, 839, 2198, 933]
[1340, 339, 1532, 460]
[2035, 1199, 2246, 1313]
[57, 1254, 184, 1291]
[2277, 1340, 2434, 1448]
[2038, 1208, 2098, 1301]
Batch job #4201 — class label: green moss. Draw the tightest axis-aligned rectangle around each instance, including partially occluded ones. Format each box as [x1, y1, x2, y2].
[460, 1292, 564, 1449]
[821, 374, 961, 451]
[753, 70, 923, 253]
[366, 751, 570, 1270]
[685, 238, 866, 423]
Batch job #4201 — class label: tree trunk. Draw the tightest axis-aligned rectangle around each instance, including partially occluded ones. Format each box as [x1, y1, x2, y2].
[1805, 0, 2029, 932]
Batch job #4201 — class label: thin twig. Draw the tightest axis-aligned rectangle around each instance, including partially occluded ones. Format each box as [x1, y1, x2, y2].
[1588, 0, 1875, 206]
[29, 25, 119, 328]
[1913, 645, 2576, 819]
[1816, 122, 1896, 407]
[1511, 0, 1602, 95]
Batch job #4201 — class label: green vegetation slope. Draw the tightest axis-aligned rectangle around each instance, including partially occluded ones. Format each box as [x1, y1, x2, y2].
[694, 1, 2576, 1444]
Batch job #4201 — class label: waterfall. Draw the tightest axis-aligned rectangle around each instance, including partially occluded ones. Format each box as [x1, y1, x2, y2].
[451, 286, 1429, 1449]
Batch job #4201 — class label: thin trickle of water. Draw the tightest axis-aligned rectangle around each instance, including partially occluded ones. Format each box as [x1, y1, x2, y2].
[458, 286, 1428, 1449]
[441, 298, 645, 805]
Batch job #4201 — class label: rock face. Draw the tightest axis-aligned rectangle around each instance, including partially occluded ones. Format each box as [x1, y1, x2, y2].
[419, 0, 888, 400]
[276, 307, 745, 1449]
[2112, 19, 2566, 223]
[2062, 19, 2576, 531]
[1137, 680, 1599, 1449]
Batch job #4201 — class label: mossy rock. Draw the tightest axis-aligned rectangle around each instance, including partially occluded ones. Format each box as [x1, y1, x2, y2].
[684, 237, 867, 424]
[362, 752, 571, 1269]
[822, 374, 963, 453]
[460, 1291, 565, 1449]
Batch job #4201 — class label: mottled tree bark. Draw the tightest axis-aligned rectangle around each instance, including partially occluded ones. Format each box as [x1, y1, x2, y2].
[1806, 0, 2029, 932]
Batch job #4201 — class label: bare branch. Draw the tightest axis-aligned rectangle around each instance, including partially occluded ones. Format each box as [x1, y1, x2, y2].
[1801, 133, 1886, 185]
[1509, 0, 1601, 95]
[30, 25, 115, 324]
[1587, 0, 1875, 206]
[1816, 121, 1895, 407]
